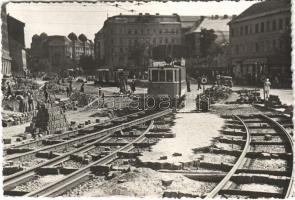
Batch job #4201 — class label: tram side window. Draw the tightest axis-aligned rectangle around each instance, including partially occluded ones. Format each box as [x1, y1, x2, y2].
[174, 69, 179, 82]
[166, 70, 173, 82]
[159, 70, 165, 82]
[152, 70, 158, 82]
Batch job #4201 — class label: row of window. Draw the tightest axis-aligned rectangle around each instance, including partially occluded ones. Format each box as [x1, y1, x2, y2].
[231, 17, 290, 37]
[110, 37, 180, 46]
[234, 39, 285, 55]
[110, 28, 179, 35]
[150, 69, 177, 82]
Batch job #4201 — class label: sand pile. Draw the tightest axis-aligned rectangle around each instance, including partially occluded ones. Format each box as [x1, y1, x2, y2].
[82, 168, 215, 197]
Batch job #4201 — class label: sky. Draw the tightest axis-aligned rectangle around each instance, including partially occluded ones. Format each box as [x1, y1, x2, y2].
[6, 1, 259, 48]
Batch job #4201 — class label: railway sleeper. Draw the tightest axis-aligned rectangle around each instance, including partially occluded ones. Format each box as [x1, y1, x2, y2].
[4, 190, 29, 197]
[146, 133, 176, 138]
[117, 151, 141, 158]
[236, 168, 291, 176]
[6, 148, 34, 155]
[217, 138, 246, 145]
[42, 140, 64, 145]
[231, 174, 290, 185]
[35, 166, 78, 176]
[70, 153, 93, 164]
[163, 190, 201, 198]
[219, 189, 283, 198]
[210, 148, 242, 156]
[251, 141, 285, 145]
[226, 125, 245, 129]
[251, 132, 280, 136]
[246, 151, 292, 159]
[36, 151, 61, 159]
[247, 125, 274, 129]
[219, 130, 245, 136]
[3, 166, 24, 175]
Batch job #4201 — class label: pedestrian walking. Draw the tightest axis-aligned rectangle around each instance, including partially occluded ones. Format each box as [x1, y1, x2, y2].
[66, 87, 70, 97]
[6, 82, 12, 98]
[80, 82, 85, 93]
[69, 81, 73, 95]
[264, 78, 271, 101]
[216, 74, 221, 86]
[18, 95, 25, 112]
[274, 76, 279, 88]
[130, 80, 136, 94]
[197, 76, 202, 90]
[98, 87, 102, 97]
[44, 89, 49, 103]
[28, 91, 34, 111]
[187, 79, 191, 92]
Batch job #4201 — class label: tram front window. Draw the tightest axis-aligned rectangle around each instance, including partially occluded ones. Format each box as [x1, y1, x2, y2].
[159, 70, 165, 82]
[166, 70, 173, 82]
[152, 70, 158, 82]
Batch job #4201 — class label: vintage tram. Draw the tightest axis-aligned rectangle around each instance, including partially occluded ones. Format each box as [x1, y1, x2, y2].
[146, 59, 187, 109]
[95, 68, 129, 86]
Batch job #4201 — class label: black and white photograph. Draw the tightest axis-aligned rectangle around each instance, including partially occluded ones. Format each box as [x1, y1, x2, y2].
[1, 0, 294, 198]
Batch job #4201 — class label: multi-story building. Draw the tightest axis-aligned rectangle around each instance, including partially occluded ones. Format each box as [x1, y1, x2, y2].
[70, 34, 94, 63]
[30, 33, 94, 72]
[94, 30, 104, 61]
[1, 4, 12, 77]
[7, 14, 27, 77]
[47, 35, 72, 70]
[183, 15, 232, 78]
[229, 0, 291, 85]
[95, 13, 183, 75]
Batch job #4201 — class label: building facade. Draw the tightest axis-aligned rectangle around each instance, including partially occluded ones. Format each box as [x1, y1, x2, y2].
[7, 15, 27, 77]
[229, 0, 291, 86]
[1, 4, 12, 77]
[30, 33, 94, 72]
[184, 15, 232, 78]
[95, 13, 183, 75]
[47, 36, 73, 70]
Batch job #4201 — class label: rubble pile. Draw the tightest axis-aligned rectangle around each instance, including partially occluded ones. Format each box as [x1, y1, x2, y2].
[204, 86, 232, 103]
[2, 111, 37, 127]
[26, 104, 68, 134]
[233, 89, 263, 104]
[70, 92, 97, 107]
[68, 168, 215, 197]
[46, 81, 66, 95]
[12, 78, 41, 91]
[265, 95, 282, 108]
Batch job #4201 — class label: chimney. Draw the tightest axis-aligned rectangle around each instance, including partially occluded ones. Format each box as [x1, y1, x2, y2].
[156, 13, 159, 16]
[139, 13, 143, 16]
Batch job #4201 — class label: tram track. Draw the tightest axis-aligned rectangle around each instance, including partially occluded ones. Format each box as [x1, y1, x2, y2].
[4, 110, 146, 156]
[3, 109, 173, 197]
[4, 111, 151, 167]
[206, 114, 294, 198]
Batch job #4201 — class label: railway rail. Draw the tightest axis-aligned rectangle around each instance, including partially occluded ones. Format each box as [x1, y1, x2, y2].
[4, 110, 146, 156]
[4, 109, 173, 197]
[206, 113, 294, 198]
[4, 111, 152, 166]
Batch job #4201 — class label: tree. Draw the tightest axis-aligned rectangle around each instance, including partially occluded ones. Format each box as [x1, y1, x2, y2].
[79, 55, 96, 75]
[200, 28, 217, 57]
[78, 34, 87, 42]
[68, 32, 78, 41]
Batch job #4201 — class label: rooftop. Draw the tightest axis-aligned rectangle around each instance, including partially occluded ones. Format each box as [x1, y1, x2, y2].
[229, 0, 291, 24]
[105, 14, 181, 24]
[179, 16, 203, 29]
[189, 17, 231, 33]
